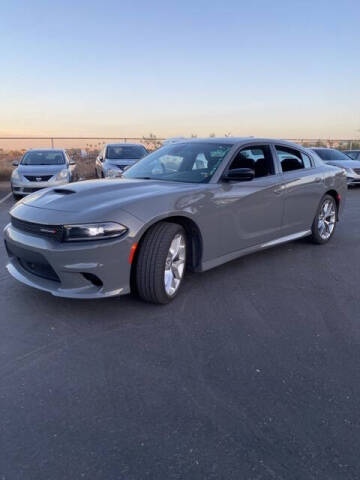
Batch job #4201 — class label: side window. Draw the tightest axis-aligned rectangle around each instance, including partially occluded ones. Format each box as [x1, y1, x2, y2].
[228, 145, 274, 178]
[301, 152, 312, 168]
[276, 146, 311, 172]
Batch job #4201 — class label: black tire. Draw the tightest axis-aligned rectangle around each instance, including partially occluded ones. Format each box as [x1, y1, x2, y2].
[310, 194, 337, 244]
[135, 222, 186, 304]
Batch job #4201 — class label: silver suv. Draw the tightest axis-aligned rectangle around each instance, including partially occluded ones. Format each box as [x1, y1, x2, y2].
[95, 143, 148, 178]
[11, 149, 75, 200]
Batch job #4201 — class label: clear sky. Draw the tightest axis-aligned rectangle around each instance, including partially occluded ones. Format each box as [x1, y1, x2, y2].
[1, 0, 359, 139]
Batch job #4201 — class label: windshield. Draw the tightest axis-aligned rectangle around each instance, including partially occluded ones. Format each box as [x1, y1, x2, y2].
[312, 149, 351, 161]
[123, 142, 233, 183]
[345, 151, 360, 160]
[106, 145, 147, 160]
[21, 151, 65, 165]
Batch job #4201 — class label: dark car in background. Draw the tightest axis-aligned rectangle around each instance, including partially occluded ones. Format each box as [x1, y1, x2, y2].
[10, 149, 76, 200]
[344, 150, 360, 161]
[95, 143, 148, 179]
[309, 148, 360, 186]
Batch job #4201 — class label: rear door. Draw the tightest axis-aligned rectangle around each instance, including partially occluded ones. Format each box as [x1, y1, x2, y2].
[274, 145, 324, 234]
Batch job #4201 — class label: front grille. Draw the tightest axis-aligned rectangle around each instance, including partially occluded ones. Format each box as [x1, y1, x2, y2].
[24, 175, 53, 182]
[353, 168, 360, 175]
[11, 216, 64, 241]
[23, 187, 43, 193]
[5, 241, 60, 282]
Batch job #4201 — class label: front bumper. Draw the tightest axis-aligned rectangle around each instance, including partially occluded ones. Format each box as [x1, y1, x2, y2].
[346, 171, 360, 185]
[4, 223, 133, 298]
[11, 179, 70, 196]
[347, 178, 360, 185]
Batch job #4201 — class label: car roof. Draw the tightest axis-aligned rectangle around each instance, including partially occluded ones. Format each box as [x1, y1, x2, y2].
[26, 148, 66, 153]
[172, 137, 307, 149]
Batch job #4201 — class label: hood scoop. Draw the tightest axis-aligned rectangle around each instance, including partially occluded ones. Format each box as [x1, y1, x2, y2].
[53, 188, 76, 195]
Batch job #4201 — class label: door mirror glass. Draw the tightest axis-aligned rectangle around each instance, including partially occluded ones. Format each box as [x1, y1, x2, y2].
[98, 155, 103, 162]
[12, 160, 19, 167]
[223, 168, 255, 182]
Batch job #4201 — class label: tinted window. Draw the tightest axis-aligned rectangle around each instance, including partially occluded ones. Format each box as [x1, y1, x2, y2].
[276, 146, 309, 172]
[106, 145, 147, 160]
[229, 145, 274, 177]
[21, 151, 65, 165]
[301, 152, 312, 168]
[345, 151, 360, 160]
[123, 142, 233, 183]
[312, 149, 351, 161]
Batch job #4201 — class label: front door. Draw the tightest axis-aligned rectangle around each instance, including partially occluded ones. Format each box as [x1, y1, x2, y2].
[214, 144, 285, 256]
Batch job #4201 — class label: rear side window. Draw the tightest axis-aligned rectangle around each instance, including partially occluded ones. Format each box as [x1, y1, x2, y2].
[276, 146, 312, 173]
[301, 152, 312, 168]
[228, 145, 274, 178]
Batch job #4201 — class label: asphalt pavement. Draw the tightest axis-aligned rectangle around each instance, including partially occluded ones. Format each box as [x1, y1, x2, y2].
[1, 188, 360, 479]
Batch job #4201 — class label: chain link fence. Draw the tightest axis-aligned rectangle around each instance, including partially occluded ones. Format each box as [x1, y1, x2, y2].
[1, 137, 360, 181]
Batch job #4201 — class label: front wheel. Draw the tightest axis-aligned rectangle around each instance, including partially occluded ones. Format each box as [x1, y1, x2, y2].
[310, 194, 337, 244]
[135, 222, 186, 304]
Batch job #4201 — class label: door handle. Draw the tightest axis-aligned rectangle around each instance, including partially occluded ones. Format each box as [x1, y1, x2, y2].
[315, 177, 322, 183]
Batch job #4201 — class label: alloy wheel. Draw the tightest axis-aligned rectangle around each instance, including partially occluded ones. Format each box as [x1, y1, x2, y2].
[164, 233, 186, 296]
[318, 198, 336, 240]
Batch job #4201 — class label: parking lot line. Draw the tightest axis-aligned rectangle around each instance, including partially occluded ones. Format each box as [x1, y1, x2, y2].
[0, 192, 12, 204]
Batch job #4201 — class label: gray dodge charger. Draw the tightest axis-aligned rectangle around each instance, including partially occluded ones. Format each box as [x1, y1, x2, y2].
[4, 138, 347, 304]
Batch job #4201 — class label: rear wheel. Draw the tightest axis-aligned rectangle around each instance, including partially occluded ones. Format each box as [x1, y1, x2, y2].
[135, 222, 186, 304]
[310, 194, 337, 244]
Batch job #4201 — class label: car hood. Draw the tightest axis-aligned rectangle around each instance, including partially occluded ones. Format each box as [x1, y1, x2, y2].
[12, 178, 203, 220]
[325, 160, 360, 168]
[17, 164, 67, 175]
[105, 159, 137, 167]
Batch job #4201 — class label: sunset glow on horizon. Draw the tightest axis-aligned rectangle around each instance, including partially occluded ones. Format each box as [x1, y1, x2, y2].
[1, 0, 360, 144]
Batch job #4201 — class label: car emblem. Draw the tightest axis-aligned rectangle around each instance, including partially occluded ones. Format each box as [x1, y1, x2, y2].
[36, 177, 42, 182]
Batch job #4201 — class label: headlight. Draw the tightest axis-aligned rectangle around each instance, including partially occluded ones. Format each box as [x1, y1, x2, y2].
[105, 168, 122, 178]
[53, 168, 69, 181]
[11, 169, 21, 181]
[63, 222, 127, 241]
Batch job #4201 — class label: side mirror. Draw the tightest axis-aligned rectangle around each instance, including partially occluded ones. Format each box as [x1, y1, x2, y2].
[12, 160, 19, 167]
[223, 168, 255, 182]
[69, 159, 76, 165]
[98, 155, 104, 162]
